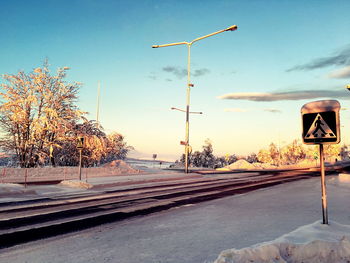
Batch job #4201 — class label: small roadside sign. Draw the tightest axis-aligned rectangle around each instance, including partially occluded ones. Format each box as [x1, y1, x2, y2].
[300, 99, 341, 225]
[301, 100, 340, 145]
[76, 136, 84, 149]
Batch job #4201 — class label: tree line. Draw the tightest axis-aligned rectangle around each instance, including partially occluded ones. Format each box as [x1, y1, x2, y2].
[178, 139, 348, 169]
[0, 61, 132, 167]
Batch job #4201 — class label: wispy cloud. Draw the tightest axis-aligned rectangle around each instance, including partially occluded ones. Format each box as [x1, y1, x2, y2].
[224, 108, 249, 112]
[163, 66, 187, 78]
[193, 68, 210, 77]
[224, 108, 282, 113]
[264, 108, 281, 113]
[162, 66, 210, 79]
[148, 72, 157, 80]
[286, 45, 350, 72]
[328, 66, 350, 79]
[217, 89, 350, 101]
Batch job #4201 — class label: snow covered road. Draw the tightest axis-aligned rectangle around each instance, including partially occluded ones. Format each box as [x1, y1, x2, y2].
[0, 175, 349, 263]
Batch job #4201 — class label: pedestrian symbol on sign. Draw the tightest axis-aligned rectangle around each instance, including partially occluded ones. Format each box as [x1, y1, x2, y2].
[305, 113, 336, 139]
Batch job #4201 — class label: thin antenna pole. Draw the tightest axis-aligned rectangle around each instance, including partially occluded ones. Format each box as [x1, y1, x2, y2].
[96, 81, 101, 128]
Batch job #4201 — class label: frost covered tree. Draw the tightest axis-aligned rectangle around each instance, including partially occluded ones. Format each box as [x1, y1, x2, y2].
[269, 143, 280, 166]
[340, 144, 349, 160]
[246, 153, 257, 163]
[104, 132, 134, 162]
[190, 151, 203, 167]
[280, 140, 306, 164]
[257, 149, 273, 164]
[0, 61, 83, 167]
[201, 139, 216, 168]
[55, 120, 133, 167]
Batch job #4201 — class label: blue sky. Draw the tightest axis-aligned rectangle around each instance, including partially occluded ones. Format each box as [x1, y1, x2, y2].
[1, 0, 350, 160]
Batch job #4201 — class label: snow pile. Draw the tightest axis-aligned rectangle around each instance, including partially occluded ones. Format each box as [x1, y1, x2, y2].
[0, 183, 37, 196]
[103, 160, 140, 173]
[221, 160, 278, 171]
[295, 159, 317, 168]
[339, 173, 350, 183]
[225, 160, 256, 170]
[214, 221, 350, 263]
[59, 180, 93, 189]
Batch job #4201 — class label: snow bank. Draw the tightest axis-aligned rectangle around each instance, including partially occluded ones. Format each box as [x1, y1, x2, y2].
[59, 180, 93, 189]
[220, 160, 278, 171]
[214, 221, 350, 263]
[339, 173, 350, 183]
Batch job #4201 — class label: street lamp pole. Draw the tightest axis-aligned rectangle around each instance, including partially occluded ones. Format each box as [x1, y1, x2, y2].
[152, 25, 238, 173]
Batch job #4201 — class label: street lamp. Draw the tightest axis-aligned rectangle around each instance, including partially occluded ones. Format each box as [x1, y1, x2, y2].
[152, 25, 238, 173]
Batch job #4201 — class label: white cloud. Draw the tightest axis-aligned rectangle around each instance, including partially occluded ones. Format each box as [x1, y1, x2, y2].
[224, 108, 281, 113]
[328, 66, 350, 79]
[217, 89, 350, 101]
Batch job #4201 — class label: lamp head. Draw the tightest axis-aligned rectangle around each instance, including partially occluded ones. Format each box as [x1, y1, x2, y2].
[347, 84, 350, 91]
[225, 25, 238, 31]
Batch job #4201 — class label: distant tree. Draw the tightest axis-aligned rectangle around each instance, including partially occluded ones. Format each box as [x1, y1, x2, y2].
[227, 154, 238, 165]
[190, 151, 202, 167]
[104, 132, 134, 161]
[269, 143, 280, 166]
[180, 139, 217, 168]
[214, 156, 227, 168]
[257, 149, 273, 164]
[323, 144, 341, 162]
[340, 144, 349, 160]
[246, 153, 257, 163]
[201, 139, 216, 168]
[281, 139, 306, 164]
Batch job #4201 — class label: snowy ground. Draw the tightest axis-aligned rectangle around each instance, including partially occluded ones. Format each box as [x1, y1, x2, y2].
[1, 175, 350, 263]
[0, 168, 191, 203]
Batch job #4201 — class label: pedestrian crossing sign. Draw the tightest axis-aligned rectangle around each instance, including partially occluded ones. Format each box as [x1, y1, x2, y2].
[76, 136, 84, 149]
[301, 100, 340, 145]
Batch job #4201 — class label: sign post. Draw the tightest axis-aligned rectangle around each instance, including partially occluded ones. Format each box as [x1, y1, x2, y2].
[301, 100, 341, 225]
[76, 136, 84, 181]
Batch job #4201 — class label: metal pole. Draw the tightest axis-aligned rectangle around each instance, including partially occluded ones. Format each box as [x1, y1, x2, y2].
[152, 25, 237, 174]
[96, 81, 101, 128]
[319, 144, 328, 224]
[185, 44, 191, 173]
[78, 149, 82, 181]
[24, 168, 27, 188]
